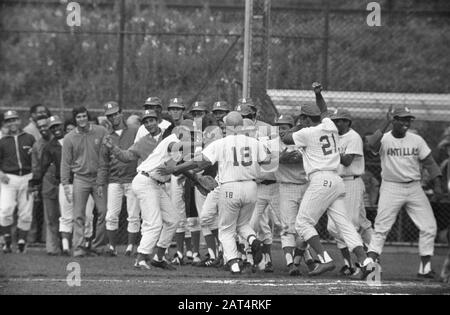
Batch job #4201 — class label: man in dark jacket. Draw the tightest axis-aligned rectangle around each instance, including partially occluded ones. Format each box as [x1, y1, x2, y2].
[0, 110, 36, 254]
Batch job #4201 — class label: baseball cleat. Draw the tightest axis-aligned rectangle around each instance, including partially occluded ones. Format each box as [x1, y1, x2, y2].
[417, 270, 436, 280]
[171, 252, 185, 266]
[2, 244, 12, 254]
[250, 239, 263, 265]
[105, 245, 118, 257]
[288, 263, 301, 276]
[339, 265, 356, 276]
[305, 259, 320, 273]
[17, 239, 26, 254]
[134, 259, 152, 270]
[194, 257, 222, 268]
[151, 259, 176, 271]
[242, 261, 255, 274]
[308, 261, 336, 276]
[264, 261, 274, 273]
[125, 244, 133, 257]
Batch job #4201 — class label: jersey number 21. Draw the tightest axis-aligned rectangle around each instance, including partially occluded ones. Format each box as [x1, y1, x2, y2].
[320, 135, 337, 156]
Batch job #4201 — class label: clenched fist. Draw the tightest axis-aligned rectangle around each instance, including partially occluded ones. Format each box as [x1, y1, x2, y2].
[312, 82, 323, 94]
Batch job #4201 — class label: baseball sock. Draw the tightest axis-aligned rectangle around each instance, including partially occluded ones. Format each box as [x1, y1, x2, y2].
[191, 230, 200, 254]
[185, 237, 192, 254]
[61, 232, 71, 251]
[340, 247, 353, 267]
[419, 256, 432, 274]
[283, 247, 295, 266]
[294, 247, 305, 266]
[211, 229, 219, 242]
[175, 232, 185, 255]
[306, 236, 332, 263]
[262, 244, 272, 263]
[353, 246, 371, 266]
[367, 251, 378, 262]
[106, 230, 117, 248]
[17, 228, 28, 243]
[0, 226, 12, 247]
[204, 234, 217, 260]
[128, 232, 139, 246]
[155, 246, 166, 261]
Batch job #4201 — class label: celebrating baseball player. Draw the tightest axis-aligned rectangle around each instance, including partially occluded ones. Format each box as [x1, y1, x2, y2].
[158, 111, 269, 274]
[328, 108, 374, 276]
[134, 97, 173, 143]
[282, 82, 372, 277]
[366, 105, 442, 278]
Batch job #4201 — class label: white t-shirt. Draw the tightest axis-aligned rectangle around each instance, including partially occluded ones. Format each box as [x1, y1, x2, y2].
[202, 134, 269, 184]
[380, 131, 431, 182]
[134, 119, 171, 143]
[337, 128, 364, 177]
[137, 134, 180, 182]
[292, 117, 340, 177]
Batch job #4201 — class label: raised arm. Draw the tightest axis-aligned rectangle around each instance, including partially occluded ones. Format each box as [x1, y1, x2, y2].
[366, 105, 393, 153]
[312, 82, 328, 115]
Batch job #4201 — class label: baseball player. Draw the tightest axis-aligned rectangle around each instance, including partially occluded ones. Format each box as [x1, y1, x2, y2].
[190, 101, 208, 120]
[158, 111, 268, 274]
[39, 115, 94, 256]
[98, 101, 140, 257]
[134, 97, 172, 143]
[0, 110, 35, 254]
[274, 114, 313, 276]
[366, 106, 442, 278]
[212, 101, 230, 122]
[282, 83, 372, 277]
[168, 97, 185, 126]
[328, 109, 374, 276]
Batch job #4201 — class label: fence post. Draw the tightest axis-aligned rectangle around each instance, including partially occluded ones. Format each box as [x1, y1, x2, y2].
[118, 0, 126, 107]
[322, 0, 329, 89]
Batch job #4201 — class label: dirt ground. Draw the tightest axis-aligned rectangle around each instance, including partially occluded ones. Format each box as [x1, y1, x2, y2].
[1, 243, 449, 295]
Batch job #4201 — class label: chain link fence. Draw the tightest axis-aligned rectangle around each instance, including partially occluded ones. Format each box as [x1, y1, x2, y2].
[1, 0, 450, 246]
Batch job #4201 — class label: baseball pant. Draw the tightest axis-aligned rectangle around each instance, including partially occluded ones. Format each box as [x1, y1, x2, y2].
[106, 183, 140, 233]
[172, 176, 188, 235]
[219, 181, 258, 262]
[296, 171, 364, 252]
[368, 180, 437, 256]
[43, 196, 60, 254]
[58, 184, 95, 237]
[72, 176, 107, 253]
[133, 173, 179, 255]
[250, 183, 280, 245]
[0, 173, 33, 231]
[200, 186, 219, 234]
[279, 183, 308, 248]
[188, 187, 207, 234]
[328, 177, 373, 249]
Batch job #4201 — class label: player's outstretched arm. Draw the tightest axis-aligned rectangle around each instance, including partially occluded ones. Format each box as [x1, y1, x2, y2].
[282, 124, 302, 145]
[366, 105, 393, 152]
[312, 82, 327, 115]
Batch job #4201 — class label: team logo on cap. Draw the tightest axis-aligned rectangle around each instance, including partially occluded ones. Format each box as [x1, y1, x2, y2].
[107, 103, 113, 108]
[334, 109, 338, 115]
[404, 107, 410, 112]
[236, 105, 241, 111]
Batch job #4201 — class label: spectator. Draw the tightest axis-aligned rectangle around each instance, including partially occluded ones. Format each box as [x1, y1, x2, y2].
[64, 119, 76, 134]
[0, 110, 36, 254]
[61, 106, 109, 257]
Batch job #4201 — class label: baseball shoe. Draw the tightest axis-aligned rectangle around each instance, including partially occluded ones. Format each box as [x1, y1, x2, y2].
[308, 261, 336, 276]
[288, 263, 301, 276]
[250, 239, 263, 265]
[105, 245, 118, 257]
[125, 244, 133, 257]
[339, 265, 356, 276]
[171, 252, 186, 266]
[417, 270, 436, 280]
[194, 257, 222, 268]
[134, 254, 151, 270]
[17, 239, 27, 254]
[2, 244, 12, 254]
[242, 261, 255, 274]
[151, 259, 176, 271]
[228, 259, 242, 275]
[185, 251, 194, 264]
[264, 261, 274, 273]
[192, 252, 202, 265]
[305, 259, 320, 273]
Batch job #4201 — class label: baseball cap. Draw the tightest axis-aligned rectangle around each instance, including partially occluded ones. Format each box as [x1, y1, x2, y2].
[48, 115, 63, 128]
[237, 98, 256, 110]
[168, 97, 185, 110]
[392, 106, 415, 119]
[190, 101, 207, 112]
[212, 101, 230, 112]
[235, 103, 253, 116]
[143, 97, 162, 108]
[331, 109, 352, 122]
[104, 101, 120, 116]
[299, 104, 321, 117]
[4, 110, 19, 121]
[274, 114, 294, 127]
[142, 109, 158, 121]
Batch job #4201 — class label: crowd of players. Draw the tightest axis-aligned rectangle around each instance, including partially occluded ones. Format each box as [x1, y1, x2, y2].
[0, 82, 449, 282]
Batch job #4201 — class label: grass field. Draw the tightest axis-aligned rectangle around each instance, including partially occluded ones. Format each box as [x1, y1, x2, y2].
[1, 243, 449, 295]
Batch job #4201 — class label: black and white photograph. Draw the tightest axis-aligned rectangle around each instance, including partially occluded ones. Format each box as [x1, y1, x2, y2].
[0, 0, 450, 298]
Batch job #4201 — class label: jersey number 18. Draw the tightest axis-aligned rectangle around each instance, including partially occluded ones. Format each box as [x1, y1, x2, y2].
[232, 146, 253, 166]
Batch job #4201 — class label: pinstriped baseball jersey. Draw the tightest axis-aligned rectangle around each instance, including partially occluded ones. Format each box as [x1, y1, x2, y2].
[275, 142, 307, 184]
[202, 134, 269, 184]
[292, 117, 340, 176]
[380, 131, 431, 182]
[337, 128, 364, 177]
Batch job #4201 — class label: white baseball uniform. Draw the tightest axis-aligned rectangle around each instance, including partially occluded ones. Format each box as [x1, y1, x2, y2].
[275, 142, 309, 249]
[202, 133, 269, 262]
[368, 131, 437, 256]
[293, 118, 364, 251]
[327, 128, 373, 248]
[133, 134, 180, 255]
[134, 119, 171, 143]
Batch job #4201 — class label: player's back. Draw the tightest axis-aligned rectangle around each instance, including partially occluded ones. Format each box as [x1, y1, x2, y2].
[204, 133, 268, 184]
[293, 117, 340, 176]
